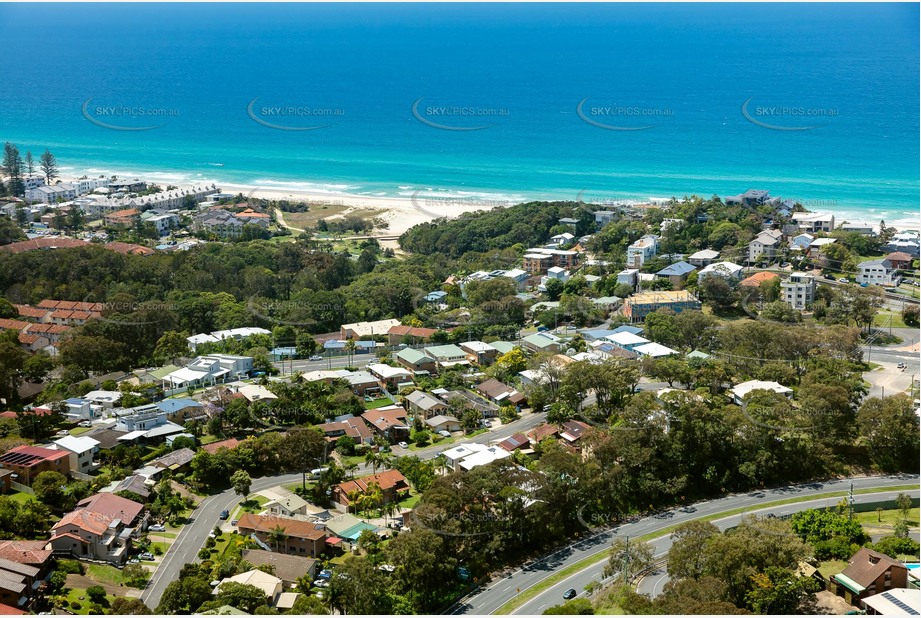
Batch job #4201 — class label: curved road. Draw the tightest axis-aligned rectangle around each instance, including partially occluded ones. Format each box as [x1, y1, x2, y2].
[448, 475, 919, 615]
[141, 410, 549, 608]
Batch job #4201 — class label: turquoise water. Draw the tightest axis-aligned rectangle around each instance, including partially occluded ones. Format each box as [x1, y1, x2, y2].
[0, 3, 918, 225]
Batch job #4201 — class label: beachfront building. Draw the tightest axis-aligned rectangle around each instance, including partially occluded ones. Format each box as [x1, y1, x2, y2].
[792, 212, 835, 233]
[26, 183, 78, 204]
[626, 234, 659, 268]
[782, 272, 816, 310]
[838, 221, 877, 236]
[856, 259, 901, 287]
[594, 210, 617, 228]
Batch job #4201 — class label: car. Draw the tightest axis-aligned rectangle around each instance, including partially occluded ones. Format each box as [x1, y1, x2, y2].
[313, 579, 329, 588]
[563, 588, 577, 600]
[309, 355, 323, 361]
[128, 558, 140, 564]
[438, 430, 451, 438]
[824, 274, 835, 280]
[398, 441, 409, 449]
[138, 552, 154, 560]
[55, 429, 70, 436]
[78, 421, 93, 428]
[897, 362, 906, 369]
[231, 519, 238, 526]
[838, 277, 849, 283]
[219, 510, 229, 520]
[148, 524, 166, 532]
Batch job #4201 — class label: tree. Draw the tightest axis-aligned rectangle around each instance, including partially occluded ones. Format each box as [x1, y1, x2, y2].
[32, 471, 71, 510]
[86, 585, 107, 604]
[153, 331, 189, 364]
[386, 528, 457, 610]
[745, 566, 819, 614]
[603, 536, 654, 582]
[157, 576, 213, 614]
[544, 278, 565, 301]
[40, 149, 59, 184]
[280, 428, 326, 490]
[122, 562, 150, 588]
[668, 520, 720, 580]
[24, 151, 34, 176]
[543, 599, 594, 614]
[231, 470, 252, 500]
[857, 395, 920, 473]
[110, 598, 152, 615]
[215, 582, 269, 613]
[1, 143, 23, 196]
[902, 304, 919, 328]
[328, 556, 392, 615]
[760, 301, 801, 323]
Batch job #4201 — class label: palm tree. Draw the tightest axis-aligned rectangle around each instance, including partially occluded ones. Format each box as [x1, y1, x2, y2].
[434, 453, 448, 476]
[344, 339, 357, 367]
[365, 451, 381, 475]
[347, 489, 363, 515]
[268, 525, 288, 554]
[344, 461, 359, 480]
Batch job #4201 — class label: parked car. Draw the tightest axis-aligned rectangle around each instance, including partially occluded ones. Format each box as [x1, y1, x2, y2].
[138, 552, 154, 560]
[313, 579, 329, 588]
[148, 524, 166, 532]
[219, 510, 229, 520]
[824, 274, 835, 280]
[838, 277, 849, 283]
[438, 430, 451, 438]
[55, 429, 70, 436]
[78, 421, 93, 428]
[309, 355, 323, 361]
[563, 588, 577, 600]
[398, 441, 409, 449]
[897, 362, 906, 369]
[231, 519, 238, 526]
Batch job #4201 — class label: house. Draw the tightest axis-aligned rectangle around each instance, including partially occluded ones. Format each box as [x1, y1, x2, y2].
[838, 221, 877, 236]
[215, 570, 283, 606]
[475, 379, 526, 407]
[521, 332, 563, 354]
[862, 589, 921, 616]
[423, 344, 469, 369]
[404, 391, 448, 420]
[104, 208, 141, 228]
[885, 252, 913, 270]
[425, 415, 461, 433]
[782, 272, 816, 310]
[687, 249, 720, 268]
[394, 348, 437, 376]
[790, 233, 814, 252]
[386, 325, 438, 345]
[726, 189, 772, 207]
[623, 290, 701, 321]
[157, 398, 205, 423]
[0, 542, 53, 597]
[161, 354, 254, 389]
[616, 268, 639, 288]
[423, 290, 448, 304]
[748, 229, 784, 263]
[340, 319, 401, 340]
[488, 341, 519, 356]
[332, 469, 410, 509]
[792, 212, 835, 233]
[626, 235, 659, 268]
[241, 549, 318, 587]
[49, 504, 139, 565]
[731, 380, 793, 405]
[440, 443, 512, 473]
[236, 514, 328, 558]
[634, 342, 678, 358]
[560, 420, 592, 445]
[317, 416, 374, 446]
[107, 474, 152, 500]
[549, 232, 575, 247]
[697, 261, 744, 283]
[831, 548, 909, 606]
[883, 237, 920, 258]
[496, 433, 530, 453]
[739, 271, 780, 289]
[527, 423, 561, 444]
[460, 341, 499, 365]
[522, 248, 579, 274]
[857, 259, 901, 287]
[339, 371, 380, 397]
[264, 493, 311, 518]
[594, 210, 616, 228]
[150, 447, 196, 472]
[0, 445, 71, 485]
[75, 492, 146, 528]
[366, 363, 413, 391]
[230, 382, 279, 403]
[605, 331, 650, 352]
[0, 558, 41, 610]
[807, 237, 838, 264]
[50, 435, 100, 474]
[361, 406, 410, 442]
[655, 261, 696, 289]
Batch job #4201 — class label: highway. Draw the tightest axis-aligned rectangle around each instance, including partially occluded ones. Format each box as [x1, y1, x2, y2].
[141, 409, 549, 609]
[447, 475, 919, 615]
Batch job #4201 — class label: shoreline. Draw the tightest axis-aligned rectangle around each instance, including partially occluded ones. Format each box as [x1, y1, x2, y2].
[54, 163, 920, 235]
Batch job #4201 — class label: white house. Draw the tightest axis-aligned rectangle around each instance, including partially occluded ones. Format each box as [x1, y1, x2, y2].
[50, 435, 100, 473]
[216, 570, 283, 606]
[441, 443, 511, 473]
[687, 249, 720, 267]
[162, 354, 254, 389]
[698, 261, 744, 283]
[633, 342, 678, 358]
[616, 268, 639, 288]
[748, 229, 784, 263]
[791, 212, 835, 233]
[782, 272, 816, 310]
[731, 380, 793, 405]
[857, 259, 901, 287]
[627, 235, 659, 268]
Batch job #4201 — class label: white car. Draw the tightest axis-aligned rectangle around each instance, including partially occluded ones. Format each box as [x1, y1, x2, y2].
[78, 421, 93, 428]
[398, 441, 409, 449]
[148, 524, 166, 532]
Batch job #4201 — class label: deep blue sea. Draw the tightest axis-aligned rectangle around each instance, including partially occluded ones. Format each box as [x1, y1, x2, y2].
[0, 3, 918, 225]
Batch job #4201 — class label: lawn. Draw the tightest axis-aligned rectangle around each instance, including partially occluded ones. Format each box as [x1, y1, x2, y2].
[84, 564, 127, 586]
[68, 426, 93, 436]
[364, 397, 394, 410]
[63, 588, 117, 615]
[873, 311, 908, 329]
[398, 493, 421, 510]
[817, 559, 850, 580]
[7, 491, 36, 505]
[231, 495, 269, 521]
[855, 507, 920, 528]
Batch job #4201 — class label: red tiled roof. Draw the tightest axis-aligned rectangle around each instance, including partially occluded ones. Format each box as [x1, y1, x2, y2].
[105, 242, 154, 255]
[76, 493, 144, 525]
[0, 444, 69, 466]
[236, 514, 327, 541]
[388, 325, 438, 338]
[0, 237, 89, 253]
[739, 271, 780, 287]
[335, 469, 408, 497]
[107, 208, 140, 218]
[12, 305, 47, 319]
[0, 602, 26, 615]
[837, 548, 906, 588]
[0, 540, 53, 566]
[52, 510, 111, 536]
[886, 251, 912, 262]
[361, 407, 408, 432]
[0, 319, 29, 332]
[23, 323, 70, 335]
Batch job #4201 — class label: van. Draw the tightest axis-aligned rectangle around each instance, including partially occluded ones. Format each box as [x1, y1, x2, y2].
[309, 467, 328, 478]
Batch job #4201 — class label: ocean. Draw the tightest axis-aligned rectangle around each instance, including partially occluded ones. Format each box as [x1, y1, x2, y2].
[0, 3, 918, 226]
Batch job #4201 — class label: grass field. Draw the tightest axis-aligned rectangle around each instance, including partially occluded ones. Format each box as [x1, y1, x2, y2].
[84, 564, 127, 586]
[855, 507, 920, 528]
[7, 491, 36, 505]
[63, 589, 117, 615]
[873, 311, 909, 329]
[817, 559, 850, 580]
[364, 397, 394, 410]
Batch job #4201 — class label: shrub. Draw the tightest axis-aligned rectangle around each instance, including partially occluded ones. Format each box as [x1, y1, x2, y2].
[153, 544, 163, 555]
[70, 601, 82, 610]
[86, 585, 107, 603]
[57, 559, 85, 575]
[198, 547, 212, 560]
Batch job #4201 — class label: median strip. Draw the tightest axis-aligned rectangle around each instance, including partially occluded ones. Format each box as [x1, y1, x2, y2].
[493, 484, 917, 615]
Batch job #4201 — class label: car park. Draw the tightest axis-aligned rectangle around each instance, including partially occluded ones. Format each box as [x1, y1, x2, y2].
[563, 588, 577, 600]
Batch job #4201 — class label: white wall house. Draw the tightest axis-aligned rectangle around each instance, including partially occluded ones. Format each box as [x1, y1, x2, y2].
[857, 259, 901, 286]
[626, 235, 659, 268]
[782, 272, 816, 310]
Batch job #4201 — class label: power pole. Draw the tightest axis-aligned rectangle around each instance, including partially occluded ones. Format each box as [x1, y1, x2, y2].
[848, 482, 854, 521]
[622, 535, 630, 584]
